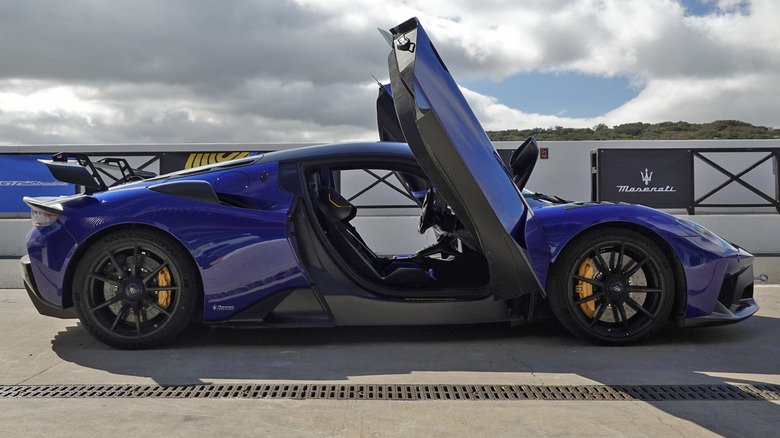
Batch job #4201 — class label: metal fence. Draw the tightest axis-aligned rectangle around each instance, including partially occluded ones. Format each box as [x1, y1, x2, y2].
[592, 148, 780, 214]
[4, 142, 780, 217]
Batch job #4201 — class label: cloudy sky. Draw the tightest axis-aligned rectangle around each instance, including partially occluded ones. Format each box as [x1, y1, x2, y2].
[0, 0, 777, 145]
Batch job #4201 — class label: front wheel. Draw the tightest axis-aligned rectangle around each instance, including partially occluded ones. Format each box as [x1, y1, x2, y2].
[72, 229, 200, 349]
[546, 228, 675, 345]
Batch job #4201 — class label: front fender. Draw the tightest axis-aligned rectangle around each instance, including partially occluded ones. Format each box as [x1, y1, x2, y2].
[530, 202, 748, 318]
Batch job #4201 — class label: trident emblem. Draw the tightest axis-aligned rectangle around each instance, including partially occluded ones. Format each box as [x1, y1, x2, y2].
[640, 168, 653, 186]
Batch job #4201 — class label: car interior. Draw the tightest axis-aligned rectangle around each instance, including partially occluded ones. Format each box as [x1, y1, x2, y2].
[306, 163, 490, 290]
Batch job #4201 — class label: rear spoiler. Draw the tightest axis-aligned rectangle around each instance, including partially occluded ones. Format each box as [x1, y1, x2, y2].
[40, 152, 156, 194]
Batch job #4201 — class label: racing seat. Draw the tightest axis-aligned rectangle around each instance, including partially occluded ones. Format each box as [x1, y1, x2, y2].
[315, 187, 432, 288]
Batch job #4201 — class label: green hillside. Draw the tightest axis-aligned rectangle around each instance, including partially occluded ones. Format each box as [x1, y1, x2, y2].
[487, 120, 780, 141]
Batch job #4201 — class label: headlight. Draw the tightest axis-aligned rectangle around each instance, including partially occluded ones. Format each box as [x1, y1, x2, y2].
[675, 217, 735, 250]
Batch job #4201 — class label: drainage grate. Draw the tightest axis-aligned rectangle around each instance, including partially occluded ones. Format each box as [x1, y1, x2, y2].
[1, 384, 779, 401]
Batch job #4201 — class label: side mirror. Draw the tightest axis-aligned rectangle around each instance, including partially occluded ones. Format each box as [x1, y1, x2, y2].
[509, 137, 538, 190]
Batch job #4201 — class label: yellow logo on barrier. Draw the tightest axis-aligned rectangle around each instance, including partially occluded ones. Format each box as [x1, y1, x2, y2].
[184, 152, 253, 169]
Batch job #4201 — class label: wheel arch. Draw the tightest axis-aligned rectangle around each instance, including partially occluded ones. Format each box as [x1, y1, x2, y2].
[61, 223, 203, 312]
[548, 221, 688, 322]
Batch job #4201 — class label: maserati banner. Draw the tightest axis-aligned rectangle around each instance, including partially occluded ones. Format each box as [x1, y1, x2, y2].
[0, 155, 73, 213]
[595, 149, 693, 209]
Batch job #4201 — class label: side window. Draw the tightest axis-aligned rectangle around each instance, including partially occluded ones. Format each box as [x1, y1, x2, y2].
[337, 168, 434, 255]
[337, 168, 419, 215]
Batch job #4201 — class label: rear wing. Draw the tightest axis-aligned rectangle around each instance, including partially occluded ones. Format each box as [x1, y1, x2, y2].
[40, 152, 156, 194]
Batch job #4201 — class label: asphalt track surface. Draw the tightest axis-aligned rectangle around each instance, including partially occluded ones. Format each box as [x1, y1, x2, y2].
[1, 258, 779, 437]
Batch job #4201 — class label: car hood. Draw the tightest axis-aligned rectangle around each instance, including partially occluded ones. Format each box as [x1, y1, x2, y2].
[386, 17, 542, 298]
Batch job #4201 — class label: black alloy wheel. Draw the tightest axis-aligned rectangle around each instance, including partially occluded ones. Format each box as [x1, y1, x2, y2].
[547, 227, 675, 345]
[72, 229, 199, 349]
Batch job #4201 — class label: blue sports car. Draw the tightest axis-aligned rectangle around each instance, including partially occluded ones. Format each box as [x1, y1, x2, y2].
[20, 18, 757, 349]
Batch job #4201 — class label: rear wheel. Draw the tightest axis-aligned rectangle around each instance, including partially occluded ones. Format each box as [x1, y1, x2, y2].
[547, 228, 675, 345]
[73, 229, 199, 349]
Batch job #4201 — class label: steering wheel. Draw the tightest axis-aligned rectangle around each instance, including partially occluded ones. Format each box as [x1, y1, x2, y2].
[418, 188, 437, 234]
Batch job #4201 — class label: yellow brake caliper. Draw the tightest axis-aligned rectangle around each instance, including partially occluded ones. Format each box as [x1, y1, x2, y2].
[575, 258, 595, 318]
[157, 266, 172, 310]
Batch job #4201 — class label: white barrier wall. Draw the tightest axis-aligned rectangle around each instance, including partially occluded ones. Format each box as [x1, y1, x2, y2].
[3, 140, 780, 256]
[1, 219, 31, 257]
[510, 139, 780, 214]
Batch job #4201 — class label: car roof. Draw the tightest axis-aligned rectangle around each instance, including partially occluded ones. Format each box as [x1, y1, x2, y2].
[259, 141, 414, 164]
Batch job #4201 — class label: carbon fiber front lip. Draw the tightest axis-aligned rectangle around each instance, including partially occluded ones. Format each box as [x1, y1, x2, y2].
[683, 297, 759, 327]
[684, 263, 758, 327]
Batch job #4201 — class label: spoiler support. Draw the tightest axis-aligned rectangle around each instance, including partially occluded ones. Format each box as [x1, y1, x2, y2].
[43, 153, 155, 194]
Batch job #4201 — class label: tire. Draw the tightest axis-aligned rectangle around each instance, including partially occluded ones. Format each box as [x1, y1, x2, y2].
[546, 227, 675, 345]
[72, 229, 199, 349]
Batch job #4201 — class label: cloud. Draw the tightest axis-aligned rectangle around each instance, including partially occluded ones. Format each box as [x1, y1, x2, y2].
[415, 0, 780, 129]
[603, 72, 780, 127]
[461, 87, 602, 130]
[0, 79, 379, 144]
[0, 0, 778, 145]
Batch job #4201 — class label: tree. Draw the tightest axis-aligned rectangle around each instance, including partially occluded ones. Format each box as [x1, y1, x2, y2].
[486, 121, 780, 141]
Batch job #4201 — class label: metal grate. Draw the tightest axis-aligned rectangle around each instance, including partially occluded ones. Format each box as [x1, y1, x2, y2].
[1, 383, 778, 401]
